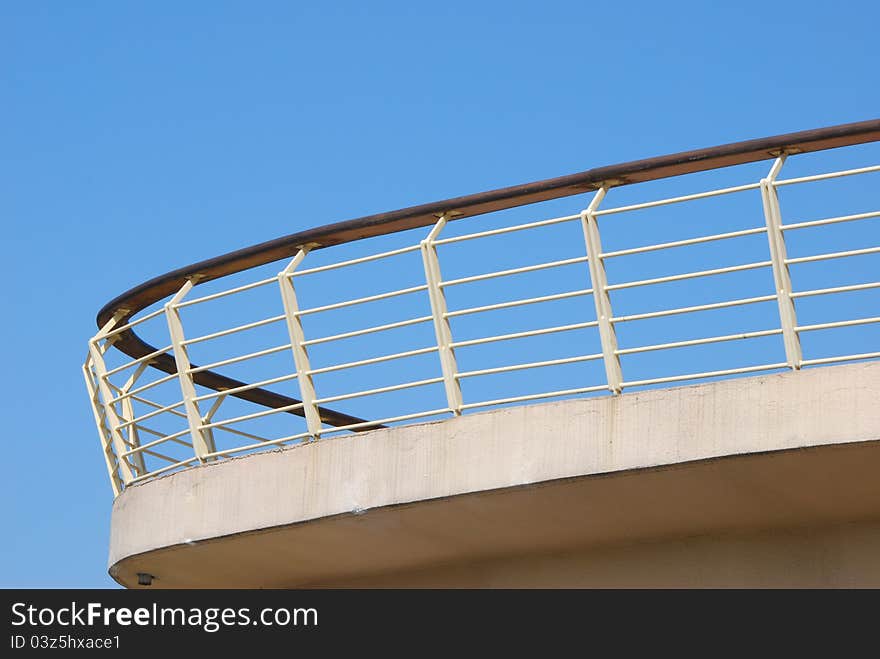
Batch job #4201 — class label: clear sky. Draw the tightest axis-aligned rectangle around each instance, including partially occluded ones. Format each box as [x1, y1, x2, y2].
[2, 1, 878, 587]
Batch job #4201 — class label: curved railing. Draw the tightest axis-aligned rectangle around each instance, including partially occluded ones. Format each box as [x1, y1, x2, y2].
[84, 120, 880, 495]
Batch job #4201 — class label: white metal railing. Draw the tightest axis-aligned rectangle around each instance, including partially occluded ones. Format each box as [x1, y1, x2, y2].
[85, 150, 880, 494]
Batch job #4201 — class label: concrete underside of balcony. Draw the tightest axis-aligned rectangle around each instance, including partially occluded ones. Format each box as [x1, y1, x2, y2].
[108, 361, 880, 588]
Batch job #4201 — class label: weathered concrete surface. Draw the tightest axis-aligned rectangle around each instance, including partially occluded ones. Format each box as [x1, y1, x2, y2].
[320, 519, 880, 588]
[109, 361, 880, 587]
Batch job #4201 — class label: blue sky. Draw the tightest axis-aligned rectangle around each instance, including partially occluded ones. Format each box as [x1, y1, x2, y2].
[2, 1, 878, 587]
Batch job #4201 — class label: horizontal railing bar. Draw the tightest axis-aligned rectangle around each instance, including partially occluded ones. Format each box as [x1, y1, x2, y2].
[296, 284, 429, 316]
[175, 276, 278, 308]
[130, 402, 265, 452]
[801, 351, 880, 366]
[182, 314, 286, 345]
[455, 352, 602, 379]
[616, 328, 783, 356]
[292, 244, 421, 277]
[130, 400, 305, 447]
[594, 182, 761, 216]
[119, 428, 191, 456]
[128, 395, 188, 420]
[785, 245, 880, 265]
[107, 372, 179, 404]
[135, 394, 360, 440]
[445, 289, 592, 318]
[131, 425, 191, 444]
[601, 226, 767, 259]
[440, 256, 589, 288]
[774, 164, 880, 187]
[138, 447, 186, 464]
[192, 372, 299, 402]
[302, 315, 432, 347]
[200, 432, 313, 460]
[607, 260, 772, 291]
[187, 343, 292, 375]
[129, 457, 199, 484]
[205, 424, 271, 444]
[133, 407, 269, 445]
[450, 320, 599, 349]
[460, 384, 609, 411]
[791, 281, 880, 299]
[121, 442, 190, 465]
[117, 400, 185, 429]
[307, 346, 438, 376]
[433, 213, 581, 245]
[314, 377, 444, 405]
[102, 307, 167, 339]
[622, 363, 788, 388]
[103, 344, 173, 377]
[795, 316, 880, 332]
[321, 408, 452, 435]
[457, 353, 604, 379]
[130, 424, 189, 446]
[611, 294, 777, 323]
[781, 209, 880, 231]
[200, 400, 306, 430]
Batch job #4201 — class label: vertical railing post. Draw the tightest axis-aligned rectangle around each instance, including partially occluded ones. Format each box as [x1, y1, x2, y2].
[761, 156, 802, 370]
[580, 186, 624, 394]
[200, 393, 227, 455]
[278, 248, 323, 440]
[87, 312, 136, 485]
[118, 362, 149, 477]
[82, 354, 123, 496]
[164, 279, 217, 462]
[421, 214, 464, 416]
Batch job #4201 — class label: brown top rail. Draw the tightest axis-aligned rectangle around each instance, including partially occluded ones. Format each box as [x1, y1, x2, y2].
[94, 119, 880, 429]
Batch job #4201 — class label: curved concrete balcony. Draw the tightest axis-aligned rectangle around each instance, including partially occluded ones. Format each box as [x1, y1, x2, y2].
[85, 120, 880, 587]
[110, 362, 880, 587]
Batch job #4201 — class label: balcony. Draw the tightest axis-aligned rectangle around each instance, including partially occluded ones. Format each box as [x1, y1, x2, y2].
[85, 120, 880, 587]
